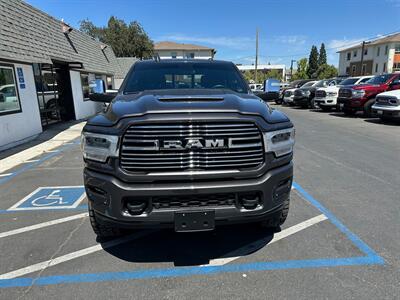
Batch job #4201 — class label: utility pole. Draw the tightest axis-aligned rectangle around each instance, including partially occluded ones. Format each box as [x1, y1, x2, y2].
[360, 41, 366, 76]
[255, 28, 259, 83]
[290, 59, 296, 80]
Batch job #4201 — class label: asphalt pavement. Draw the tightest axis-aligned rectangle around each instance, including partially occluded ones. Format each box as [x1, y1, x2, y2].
[0, 106, 399, 299]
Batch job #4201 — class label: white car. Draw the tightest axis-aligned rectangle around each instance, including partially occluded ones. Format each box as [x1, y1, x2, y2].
[314, 76, 372, 111]
[372, 89, 400, 121]
[283, 81, 316, 105]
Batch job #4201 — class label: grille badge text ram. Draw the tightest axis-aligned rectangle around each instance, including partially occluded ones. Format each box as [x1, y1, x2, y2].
[162, 138, 225, 150]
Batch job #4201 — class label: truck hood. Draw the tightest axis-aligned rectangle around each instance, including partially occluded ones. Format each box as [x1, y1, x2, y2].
[376, 89, 400, 98]
[351, 83, 385, 90]
[87, 89, 290, 126]
[317, 86, 339, 93]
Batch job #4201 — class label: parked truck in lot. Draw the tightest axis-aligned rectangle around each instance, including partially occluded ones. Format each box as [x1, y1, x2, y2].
[337, 73, 400, 117]
[293, 79, 341, 109]
[81, 59, 295, 239]
[314, 76, 372, 111]
[372, 89, 400, 121]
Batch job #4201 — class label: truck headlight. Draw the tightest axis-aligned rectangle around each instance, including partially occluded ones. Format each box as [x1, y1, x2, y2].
[81, 132, 119, 162]
[304, 90, 311, 96]
[352, 89, 365, 98]
[263, 127, 295, 157]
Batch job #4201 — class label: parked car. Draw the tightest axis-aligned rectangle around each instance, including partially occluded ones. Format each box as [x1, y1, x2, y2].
[314, 76, 372, 111]
[293, 79, 340, 108]
[372, 89, 400, 121]
[254, 79, 281, 102]
[283, 80, 316, 106]
[249, 83, 263, 92]
[277, 79, 313, 104]
[337, 73, 400, 117]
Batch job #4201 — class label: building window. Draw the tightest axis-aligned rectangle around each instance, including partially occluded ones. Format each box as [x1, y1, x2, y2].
[395, 44, 400, 54]
[80, 73, 90, 100]
[385, 45, 388, 55]
[0, 65, 21, 115]
[347, 52, 351, 61]
[383, 63, 387, 73]
[377, 47, 380, 56]
[345, 67, 350, 74]
[375, 63, 378, 73]
[351, 65, 356, 75]
[393, 62, 400, 71]
[364, 48, 368, 56]
[353, 50, 357, 57]
[171, 52, 177, 59]
[185, 52, 195, 59]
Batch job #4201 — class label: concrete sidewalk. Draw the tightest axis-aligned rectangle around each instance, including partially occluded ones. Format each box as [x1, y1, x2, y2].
[0, 121, 85, 174]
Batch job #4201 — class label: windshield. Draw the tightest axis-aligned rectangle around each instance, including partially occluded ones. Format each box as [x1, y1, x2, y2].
[301, 81, 315, 87]
[365, 74, 392, 84]
[124, 62, 249, 94]
[314, 80, 329, 87]
[340, 78, 359, 85]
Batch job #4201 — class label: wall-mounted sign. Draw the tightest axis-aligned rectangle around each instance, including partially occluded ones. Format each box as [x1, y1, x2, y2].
[16, 67, 25, 89]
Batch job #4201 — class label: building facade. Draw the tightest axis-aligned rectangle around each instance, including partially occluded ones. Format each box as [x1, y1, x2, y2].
[337, 33, 400, 76]
[154, 42, 216, 60]
[0, 0, 123, 151]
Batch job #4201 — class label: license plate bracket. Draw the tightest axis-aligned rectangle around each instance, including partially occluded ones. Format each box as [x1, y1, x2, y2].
[174, 210, 215, 232]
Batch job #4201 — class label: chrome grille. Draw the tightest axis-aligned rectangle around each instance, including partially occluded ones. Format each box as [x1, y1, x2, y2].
[376, 96, 398, 106]
[315, 90, 326, 98]
[339, 88, 352, 98]
[120, 122, 264, 172]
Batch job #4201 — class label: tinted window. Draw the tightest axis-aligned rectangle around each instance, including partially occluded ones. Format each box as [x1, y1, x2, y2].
[365, 74, 392, 84]
[124, 62, 248, 94]
[0, 65, 21, 114]
[340, 78, 358, 85]
[301, 81, 315, 87]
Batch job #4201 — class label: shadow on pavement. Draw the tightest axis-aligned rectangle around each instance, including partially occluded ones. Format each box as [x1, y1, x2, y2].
[364, 118, 400, 126]
[104, 223, 275, 267]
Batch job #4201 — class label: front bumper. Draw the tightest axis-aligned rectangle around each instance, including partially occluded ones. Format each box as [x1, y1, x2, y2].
[372, 104, 400, 118]
[314, 97, 337, 107]
[293, 96, 309, 106]
[84, 162, 293, 229]
[337, 97, 364, 110]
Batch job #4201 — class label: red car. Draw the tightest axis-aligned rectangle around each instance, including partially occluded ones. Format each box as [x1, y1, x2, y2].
[337, 73, 400, 116]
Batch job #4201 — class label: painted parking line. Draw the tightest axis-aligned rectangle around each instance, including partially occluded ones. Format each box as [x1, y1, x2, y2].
[0, 182, 384, 288]
[0, 173, 12, 178]
[204, 214, 327, 266]
[0, 204, 88, 215]
[0, 213, 88, 239]
[0, 231, 153, 280]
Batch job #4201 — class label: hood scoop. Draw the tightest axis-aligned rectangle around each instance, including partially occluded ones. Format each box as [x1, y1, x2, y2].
[158, 96, 224, 102]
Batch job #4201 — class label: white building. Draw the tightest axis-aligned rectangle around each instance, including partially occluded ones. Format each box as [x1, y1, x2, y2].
[0, 0, 123, 151]
[154, 42, 216, 60]
[237, 64, 286, 82]
[337, 33, 400, 76]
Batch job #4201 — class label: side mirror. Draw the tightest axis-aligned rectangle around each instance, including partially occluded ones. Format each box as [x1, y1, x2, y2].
[89, 92, 117, 103]
[0, 93, 4, 102]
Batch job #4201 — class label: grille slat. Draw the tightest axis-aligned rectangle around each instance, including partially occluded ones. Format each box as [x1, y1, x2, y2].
[315, 90, 326, 98]
[120, 122, 264, 173]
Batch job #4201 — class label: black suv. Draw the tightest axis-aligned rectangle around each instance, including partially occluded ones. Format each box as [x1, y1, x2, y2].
[82, 59, 295, 238]
[293, 79, 342, 108]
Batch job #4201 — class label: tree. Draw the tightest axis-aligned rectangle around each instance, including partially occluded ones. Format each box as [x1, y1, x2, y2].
[79, 17, 153, 58]
[307, 45, 319, 79]
[316, 64, 338, 79]
[318, 43, 327, 66]
[243, 69, 283, 83]
[292, 58, 308, 80]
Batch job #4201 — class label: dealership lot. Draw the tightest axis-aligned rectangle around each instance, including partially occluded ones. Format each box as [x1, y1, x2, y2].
[0, 106, 399, 299]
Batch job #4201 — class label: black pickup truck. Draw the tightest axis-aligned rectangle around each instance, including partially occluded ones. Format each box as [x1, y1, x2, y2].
[81, 59, 295, 238]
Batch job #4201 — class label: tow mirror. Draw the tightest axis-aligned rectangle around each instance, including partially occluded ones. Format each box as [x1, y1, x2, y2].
[88, 79, 118, 103]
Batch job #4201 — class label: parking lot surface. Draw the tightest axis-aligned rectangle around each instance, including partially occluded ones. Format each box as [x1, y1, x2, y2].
[0, 106, 399, 299]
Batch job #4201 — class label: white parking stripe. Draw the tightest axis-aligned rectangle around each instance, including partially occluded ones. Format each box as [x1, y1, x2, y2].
[0, 231, 152, 279]
[0, 213, 89, 239]
[202, 214, 328, 266]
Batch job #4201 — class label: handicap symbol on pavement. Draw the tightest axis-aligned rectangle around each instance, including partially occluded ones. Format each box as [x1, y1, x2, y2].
[8, 186, 86, 211]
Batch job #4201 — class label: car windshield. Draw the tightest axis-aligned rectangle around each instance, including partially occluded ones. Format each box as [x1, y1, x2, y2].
[340, 78, 359, 85]
[124, 62, 249, 94]
[301, 81, 314, 87]
[314, 80, 329, 87]
[365, 74, 392, 84]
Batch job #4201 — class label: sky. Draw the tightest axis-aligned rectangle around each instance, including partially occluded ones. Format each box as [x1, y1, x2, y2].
[27, 0, 400, 69]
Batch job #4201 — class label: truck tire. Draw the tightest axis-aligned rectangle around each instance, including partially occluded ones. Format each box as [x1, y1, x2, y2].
[363, 99, 376, 118]
[310, 98, 316, 109]
[260, 197, 290, 229]
[88, 202, 123, 240]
